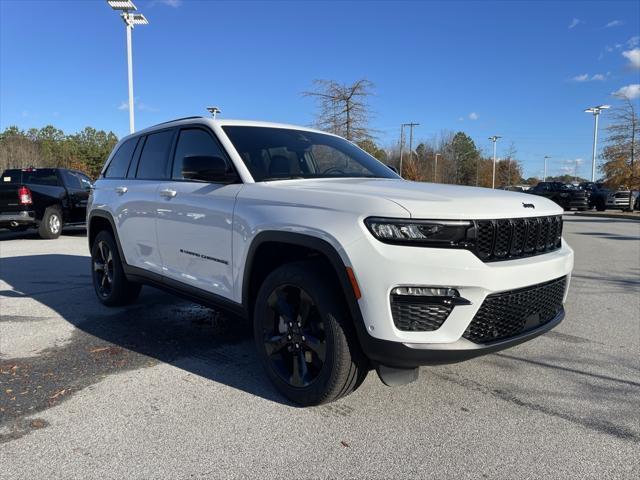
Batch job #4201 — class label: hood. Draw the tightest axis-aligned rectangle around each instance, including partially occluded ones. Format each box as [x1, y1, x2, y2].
[267, 178, 562, 219]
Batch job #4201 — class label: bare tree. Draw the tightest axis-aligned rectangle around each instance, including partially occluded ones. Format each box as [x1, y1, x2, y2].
[304, 79, 375, 142]
[601, 96, 639, 210]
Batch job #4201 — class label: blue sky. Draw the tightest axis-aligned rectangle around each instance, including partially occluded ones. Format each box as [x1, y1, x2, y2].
[1, 0, 639, 178]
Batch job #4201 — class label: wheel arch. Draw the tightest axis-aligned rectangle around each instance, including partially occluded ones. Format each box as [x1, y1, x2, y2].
[242, 231, 369, 345]
[88, 210, 126, 263]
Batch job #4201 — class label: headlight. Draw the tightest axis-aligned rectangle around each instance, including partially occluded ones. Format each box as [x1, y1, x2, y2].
[364, 217, 471, 247]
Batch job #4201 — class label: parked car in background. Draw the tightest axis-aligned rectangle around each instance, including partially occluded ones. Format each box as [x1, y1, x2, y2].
[0, 167, 92, 238]
[528, 181, 588, 211]
[587, 184, 637, 211]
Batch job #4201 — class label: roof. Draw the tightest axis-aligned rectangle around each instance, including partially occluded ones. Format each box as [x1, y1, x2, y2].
[125, 117, 334, 140]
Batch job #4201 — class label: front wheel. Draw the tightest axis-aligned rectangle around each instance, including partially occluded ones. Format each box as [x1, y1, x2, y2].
[253, 261, 368, 406]
[596, 200, 606, 211]
[91, 230, 141, 306]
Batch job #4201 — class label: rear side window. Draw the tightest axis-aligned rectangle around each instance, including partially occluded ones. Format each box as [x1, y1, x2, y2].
[105, 138, 138, 178]
[61, 170, 82, 189]
[22, 169, 60, 186]
[136, 130, 175, 180]
[172, 128, 227, 180]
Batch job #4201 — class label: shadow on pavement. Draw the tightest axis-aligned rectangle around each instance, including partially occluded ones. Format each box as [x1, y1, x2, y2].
[0, 253, 292, 434]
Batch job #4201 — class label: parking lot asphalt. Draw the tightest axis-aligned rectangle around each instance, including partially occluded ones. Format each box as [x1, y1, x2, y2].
[0, 217, 639, 480]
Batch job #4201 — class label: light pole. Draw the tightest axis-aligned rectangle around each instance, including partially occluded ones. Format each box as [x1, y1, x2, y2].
[434, 153, 440, 182]
[398, 125, 405, 177]
[584, 105, 610, 182]
[107, 1, 149, 134]
[488, 135, 501, 189]
[543, 155, 552, 182]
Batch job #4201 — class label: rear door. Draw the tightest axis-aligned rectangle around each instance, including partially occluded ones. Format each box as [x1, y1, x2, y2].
[115, 129, 176, 275]
[155, 126, 240, 298]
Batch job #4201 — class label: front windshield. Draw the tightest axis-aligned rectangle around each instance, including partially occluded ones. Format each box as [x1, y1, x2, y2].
[222, 126, 399, 182]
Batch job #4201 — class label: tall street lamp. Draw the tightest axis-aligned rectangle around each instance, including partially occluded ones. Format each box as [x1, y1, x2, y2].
[488, 135, 501, 189]
[543, 155, 552, 182]
[434, 153, 440, 182]
[584, 105, 610, 182]
[107, 1, 149, 134]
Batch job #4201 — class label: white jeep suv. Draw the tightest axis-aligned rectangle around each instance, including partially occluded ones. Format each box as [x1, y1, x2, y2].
[87, 117, 574, 405]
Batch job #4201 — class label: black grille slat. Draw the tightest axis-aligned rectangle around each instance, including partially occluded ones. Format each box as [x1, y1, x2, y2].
[494, 220, 512, 258]
[462, 277, 566, 343]
[510, 219, 526, 256]
[390, 296, 452, 332]
[471, 215, 562, 262]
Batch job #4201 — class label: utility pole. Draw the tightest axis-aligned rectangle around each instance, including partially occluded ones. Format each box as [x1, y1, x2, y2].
[398, 125, 405, 177]
[584, 105, 610, 182]
[400, 122, 419, 176]
[488, 135, 501, 189]
[434, 153, 440, 183]
[543, 155, 551, 182]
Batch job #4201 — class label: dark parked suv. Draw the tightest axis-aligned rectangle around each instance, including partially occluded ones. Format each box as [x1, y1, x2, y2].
[528, 182, 588, 211]
[0, 167, 92, 238]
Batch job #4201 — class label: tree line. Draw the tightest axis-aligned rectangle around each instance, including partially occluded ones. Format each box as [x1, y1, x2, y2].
[0, 125, 118, 178]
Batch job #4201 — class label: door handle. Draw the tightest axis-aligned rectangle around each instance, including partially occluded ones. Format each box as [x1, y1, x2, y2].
[115, 186, 128, 195]
[159, 188, 177, 199]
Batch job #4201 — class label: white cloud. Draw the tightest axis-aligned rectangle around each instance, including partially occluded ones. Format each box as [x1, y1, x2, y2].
[118, 98, 159, 112]
[568, 18, 581, 29]
[604, 20, 622, 28]
[628, 36, 640, 48]
[150, 0, 183, 7]
[457, 116, 464, 122]
[612, 84, 640, 100]
[560, 158, 583, 175]
[468, 112, 479, 120]
[622, 48, 640, 69]
[572, 73, 608, 82]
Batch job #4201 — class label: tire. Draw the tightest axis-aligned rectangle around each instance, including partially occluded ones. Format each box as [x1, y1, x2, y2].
[253, 260, 368, 406]
[596, 200, 606, 212]
[91, 230, 141, 306]
[38, 206, 62, 239]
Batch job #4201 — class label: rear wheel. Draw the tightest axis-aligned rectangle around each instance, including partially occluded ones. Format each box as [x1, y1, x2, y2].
[38, 206, 62, 239]
[253, 261, 368, 406]
[91, 230, 141, 306]
[596, 199, 606, 211]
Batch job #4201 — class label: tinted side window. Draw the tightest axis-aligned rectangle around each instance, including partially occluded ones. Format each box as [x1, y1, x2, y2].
[23, 169, 60, 186]
[61, 170, 82, 189]
[105, 138, 138, 178]
[136, 130, 175, 180]
[172, 129, 227, 179]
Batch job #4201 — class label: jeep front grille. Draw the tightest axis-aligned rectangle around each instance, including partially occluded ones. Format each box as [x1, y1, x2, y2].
[471, 216, 562, 262]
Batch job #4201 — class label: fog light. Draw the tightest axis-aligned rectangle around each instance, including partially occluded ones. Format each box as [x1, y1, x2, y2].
[391, 286, 459, 297]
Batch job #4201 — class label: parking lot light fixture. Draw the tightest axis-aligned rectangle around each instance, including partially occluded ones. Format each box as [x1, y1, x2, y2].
[543, 155, 552, 182]
[584, 105, 610, 182]
[488, 135, 501, 189]
[107, 0, 148, 134]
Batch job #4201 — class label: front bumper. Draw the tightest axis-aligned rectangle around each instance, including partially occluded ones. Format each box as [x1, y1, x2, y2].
[361, 309, 564, 368]
[345, 232, 573, 365]
[0, 210, 36, 227]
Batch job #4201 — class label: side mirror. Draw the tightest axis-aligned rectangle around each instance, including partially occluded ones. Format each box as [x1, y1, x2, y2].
[387, 164, 398, 174]
[182, 155, 234, 183]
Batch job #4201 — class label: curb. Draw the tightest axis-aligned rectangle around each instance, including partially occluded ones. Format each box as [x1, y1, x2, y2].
[572, 212, 640, 221]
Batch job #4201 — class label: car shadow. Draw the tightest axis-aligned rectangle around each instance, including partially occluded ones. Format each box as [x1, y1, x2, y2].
[0, 227, 87, 241]
[0, 253, 293, 411]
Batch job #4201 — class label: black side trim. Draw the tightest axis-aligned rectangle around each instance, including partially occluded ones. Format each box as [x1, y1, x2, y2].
[88, 210, 245, 318]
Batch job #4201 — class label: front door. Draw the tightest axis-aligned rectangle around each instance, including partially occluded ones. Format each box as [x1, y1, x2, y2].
[155, 127, 239, 300]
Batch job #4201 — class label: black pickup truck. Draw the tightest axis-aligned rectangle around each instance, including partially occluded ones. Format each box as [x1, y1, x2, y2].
[528, 181, 589, 211]
[0, 168, 92, 239]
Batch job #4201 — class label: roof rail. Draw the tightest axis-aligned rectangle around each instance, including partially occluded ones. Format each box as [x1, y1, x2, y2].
[148, 116, 208, 128]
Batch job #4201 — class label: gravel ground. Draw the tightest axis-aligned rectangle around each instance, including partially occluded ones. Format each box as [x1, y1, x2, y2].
[0, 217, 638, 479]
